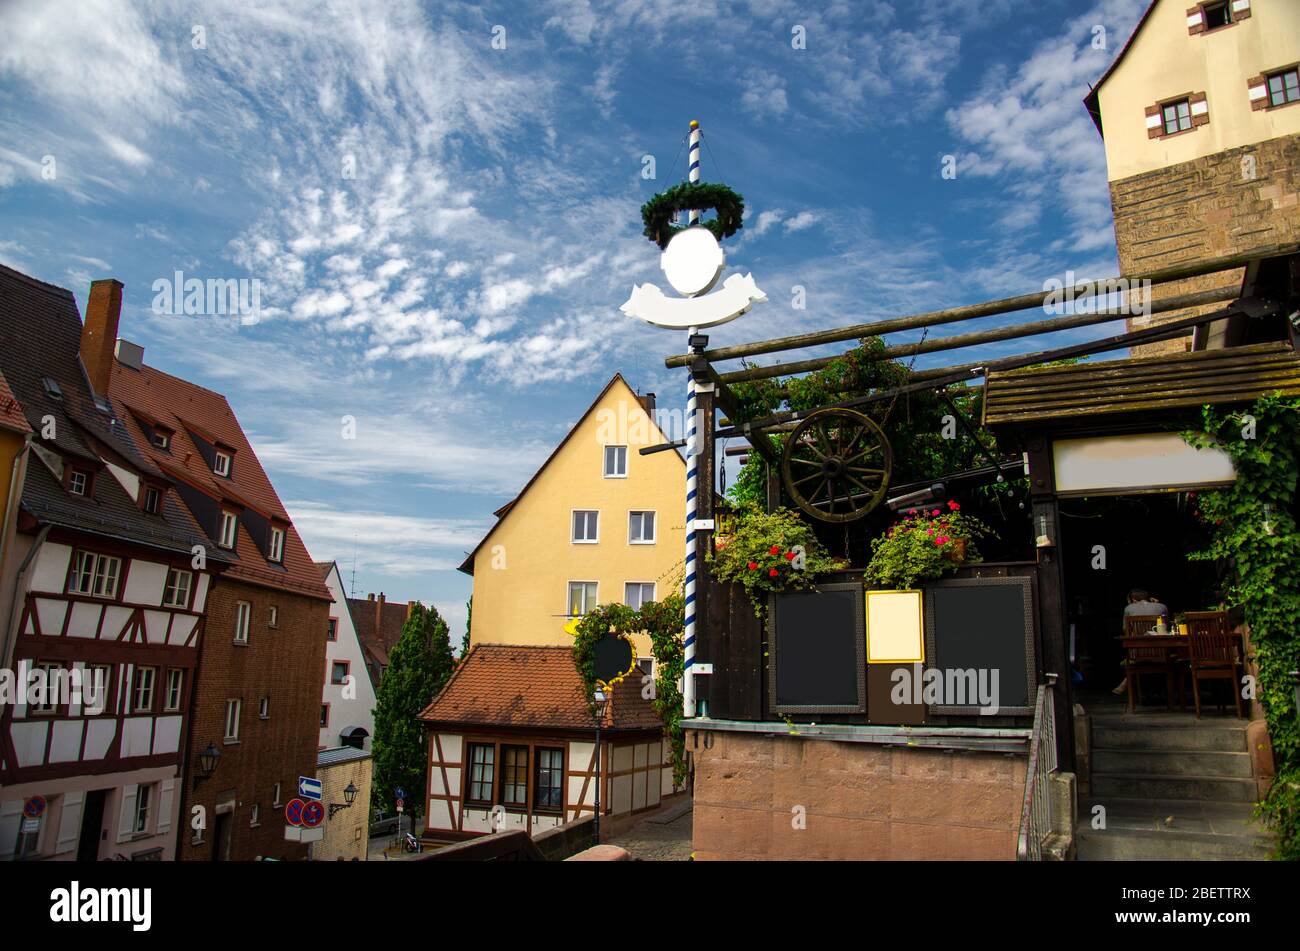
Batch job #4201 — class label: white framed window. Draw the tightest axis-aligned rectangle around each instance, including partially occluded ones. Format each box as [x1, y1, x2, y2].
[568, 581, 598, 617]
[164, 669, 184, 711]
[162, 568, 192, 608]
[142, 485, 162, 514]
[628, 510, 656, 544]
[571, 510, 599, 544]
[268, 606, 278, 628]
[234, 601, 251, 643]
[259, 696, 269, 719]
[85, 664, 111, 712]
[69, 551, 122, 599]
[30, 661, 62, 715]
[68, 470, 88, 496]
[603, 445, 627, 478]
[269, 526, 285, 562]
[624, 582, 656, 610]
[213, 451, 231, 477]
[133, 667, 156, 713]
[134, 784, 153, 834]
[151, 430, 171, 450]
[250, 804, 260, 827]
[218, 510, 238, 549]
[225, 699, 241, 741]
[273, 782, 282, 806]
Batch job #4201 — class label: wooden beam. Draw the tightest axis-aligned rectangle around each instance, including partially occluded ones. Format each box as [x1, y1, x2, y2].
[714, 298, 1261, 439]
[664, 243, 1297, 368]
[717, 285, 1238, 384]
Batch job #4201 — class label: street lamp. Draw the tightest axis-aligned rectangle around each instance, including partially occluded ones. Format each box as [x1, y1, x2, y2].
[329, 782, 359, 819]
[592, 688, 609, 842]
[192, 742, 220, 791]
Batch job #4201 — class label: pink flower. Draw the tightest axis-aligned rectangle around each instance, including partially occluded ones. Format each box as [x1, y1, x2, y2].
[935, 536, 949, 547]
[931, 509, 941, 517]
[937, 535, 950, 545]
[926, 528, 935, 536]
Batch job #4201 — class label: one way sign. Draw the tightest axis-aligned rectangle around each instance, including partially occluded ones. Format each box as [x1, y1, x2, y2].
[298, 776, 323, 801]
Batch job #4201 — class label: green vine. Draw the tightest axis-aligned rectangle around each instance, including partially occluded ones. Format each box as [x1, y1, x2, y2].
[1182, 393, 1300, 860]
[641, 181, 745, 250]
[571, 591, 689, 788]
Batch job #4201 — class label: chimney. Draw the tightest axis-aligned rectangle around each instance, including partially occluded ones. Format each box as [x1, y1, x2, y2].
[367, 593, 375, 601]
[407, 600, 417, 620]
[638, 391, 656, 415]
[115, 339, 144, 371]
[80, 279, 123, 397]
[375, 592, 385, 635]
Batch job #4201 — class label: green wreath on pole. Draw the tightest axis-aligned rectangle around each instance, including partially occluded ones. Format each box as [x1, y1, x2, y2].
[641, 181, 745, 250]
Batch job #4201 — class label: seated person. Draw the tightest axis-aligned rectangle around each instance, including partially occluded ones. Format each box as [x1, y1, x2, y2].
[1113, 589, 1170, 694]
[1123, 589, 1168, 618]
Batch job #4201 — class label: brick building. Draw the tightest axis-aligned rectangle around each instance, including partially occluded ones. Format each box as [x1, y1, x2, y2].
[103, 302, 331, 861]
[313, 745, 371, 861]
[1084, 0, 1300, 356]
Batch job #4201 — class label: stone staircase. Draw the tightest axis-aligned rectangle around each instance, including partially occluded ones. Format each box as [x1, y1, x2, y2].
[1077, 710, 1273, 860]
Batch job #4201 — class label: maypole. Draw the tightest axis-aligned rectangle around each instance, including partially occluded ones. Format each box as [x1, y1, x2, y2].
[622, 119, 765, 726]
[683, 119, 702, 718]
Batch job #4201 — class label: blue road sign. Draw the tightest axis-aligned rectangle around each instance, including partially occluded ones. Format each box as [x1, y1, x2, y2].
[298, 776, 323, 801]
[394, 787, 406, 800]
[302, 801, 324, 828]
[284, 799, 304, 826]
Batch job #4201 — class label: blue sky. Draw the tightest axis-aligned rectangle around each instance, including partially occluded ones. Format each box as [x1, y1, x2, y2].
[0, 0, 1148, 638]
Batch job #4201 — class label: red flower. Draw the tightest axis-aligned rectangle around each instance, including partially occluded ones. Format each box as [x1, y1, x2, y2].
[931, 509, 941, 517]
[785, 551, 796, 560]
[769, 568, 779, 577]
[948, 500, 960, 511]
[769, 545, 781, 556]
[748, 561, 759, 571]
[936, 535, 950, 546]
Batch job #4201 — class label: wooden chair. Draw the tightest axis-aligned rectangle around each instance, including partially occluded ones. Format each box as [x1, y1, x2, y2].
[1122, 616, 1175, 712]
[1186, 611, 1243, 718]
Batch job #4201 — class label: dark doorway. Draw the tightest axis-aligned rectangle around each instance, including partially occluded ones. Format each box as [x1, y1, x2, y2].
[77, 790, 107, 862]
[211, 812, 233, 861]
[1058, 492, 1219, 693]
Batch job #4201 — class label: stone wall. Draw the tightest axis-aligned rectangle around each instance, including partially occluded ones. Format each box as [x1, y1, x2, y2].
[1110, 132, 1300, 358]
[690, 729, 1027, 861]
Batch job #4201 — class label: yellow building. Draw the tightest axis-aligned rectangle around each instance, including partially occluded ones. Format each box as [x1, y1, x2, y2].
[0, 370, 33, 642]
[314, 747, 372, 861]
[460, 374, 684, 659]
[1084, 0, 1300, 355]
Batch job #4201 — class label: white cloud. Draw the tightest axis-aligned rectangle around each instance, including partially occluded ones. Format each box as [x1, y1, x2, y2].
[784, 211, 817, 233]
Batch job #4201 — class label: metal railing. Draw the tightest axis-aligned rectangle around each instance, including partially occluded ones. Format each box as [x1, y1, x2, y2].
[1016, 678, 1058, 861]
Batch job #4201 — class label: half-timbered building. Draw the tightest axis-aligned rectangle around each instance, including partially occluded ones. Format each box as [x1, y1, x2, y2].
[419, 645, 670, 844]
[0, 269, 228, 861]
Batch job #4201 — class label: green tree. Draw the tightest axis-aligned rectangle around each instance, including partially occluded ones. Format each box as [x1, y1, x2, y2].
[460, 598, 471, 659]
[371, 601, 456, 818]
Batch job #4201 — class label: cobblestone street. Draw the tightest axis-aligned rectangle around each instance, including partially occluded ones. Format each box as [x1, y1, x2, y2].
[605, 802, 693, 861]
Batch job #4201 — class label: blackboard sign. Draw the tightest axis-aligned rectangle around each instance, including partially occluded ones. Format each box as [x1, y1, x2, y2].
[923, 576, 1036, 716]
[767, 582, 866, 714]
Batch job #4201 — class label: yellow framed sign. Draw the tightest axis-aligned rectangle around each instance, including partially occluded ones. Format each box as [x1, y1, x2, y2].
[865, 589, 925, 664]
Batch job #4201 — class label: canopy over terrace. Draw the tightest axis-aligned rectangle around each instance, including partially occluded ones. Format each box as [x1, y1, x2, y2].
[658, 241, 1300, 771]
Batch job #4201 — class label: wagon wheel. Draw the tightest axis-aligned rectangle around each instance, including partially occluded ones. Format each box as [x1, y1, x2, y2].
[781, 408, 892, 523]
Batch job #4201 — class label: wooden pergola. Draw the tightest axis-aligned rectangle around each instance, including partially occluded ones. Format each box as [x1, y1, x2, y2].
[660, 242, 1300, 767]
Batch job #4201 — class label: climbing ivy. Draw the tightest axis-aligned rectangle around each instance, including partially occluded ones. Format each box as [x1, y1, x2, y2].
[572, 589, 689, 788]
[1182, 393, 1300, 860]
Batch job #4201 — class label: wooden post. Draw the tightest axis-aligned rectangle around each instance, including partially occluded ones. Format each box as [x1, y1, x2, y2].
[694, 376, 716, 717]
[1026, 434, 1075, 773]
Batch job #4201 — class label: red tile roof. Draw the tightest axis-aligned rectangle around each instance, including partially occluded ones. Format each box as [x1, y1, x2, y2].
[419, 645, 662, 731]
[347, 595, 409, 671]
[0, 369, 31, 434]
[109, 359, 330, 601]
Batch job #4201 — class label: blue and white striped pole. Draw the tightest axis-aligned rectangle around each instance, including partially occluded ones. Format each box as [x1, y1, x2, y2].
[683, 119, 702, 719]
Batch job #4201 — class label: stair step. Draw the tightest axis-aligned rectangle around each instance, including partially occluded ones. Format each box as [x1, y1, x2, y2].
[1092, 723, 1247, 753]
[1093, 749, 1254, 779]
[1078, 828, 1272, 861]
[1090, 773, 1258, 803]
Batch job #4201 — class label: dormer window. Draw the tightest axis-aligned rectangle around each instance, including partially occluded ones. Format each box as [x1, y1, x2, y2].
[42, 377, 62, 400]
[151, 430, 171, 451]
[68, 469, 88, 496]
[269, 526, 285, 563]
[219, 510, 238, 549]
[142, 485, 162, 514]
[213, 451, 231, 477]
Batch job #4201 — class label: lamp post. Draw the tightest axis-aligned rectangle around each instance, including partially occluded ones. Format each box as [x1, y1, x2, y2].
[329, 782, 358, 819]
[592, 687, 609, 842]
[192, 742, 220, 791]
